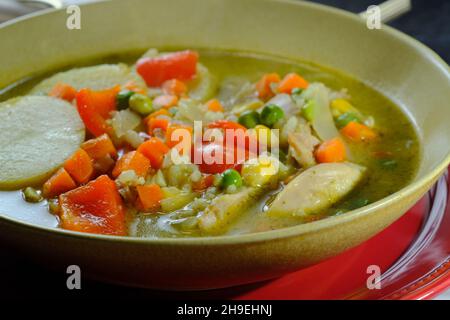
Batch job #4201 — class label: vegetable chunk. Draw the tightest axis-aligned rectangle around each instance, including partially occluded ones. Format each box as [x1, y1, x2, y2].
[268, 163, 365, 217]
[59, 175, 126, 235]
[31, 64, 146, 94]
[0, 96, 85, 189]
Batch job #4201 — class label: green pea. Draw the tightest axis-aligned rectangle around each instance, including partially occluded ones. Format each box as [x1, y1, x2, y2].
[261, 104, 284, 127]
[238, 110, 260, 128]
[129, 93, 153, 115]
[335, 112, 361, 129]
[22, 187, 43, 203]
[116, 90, 136, 110]
[302, 99, 316, 122]
[220, 169, 243, 189]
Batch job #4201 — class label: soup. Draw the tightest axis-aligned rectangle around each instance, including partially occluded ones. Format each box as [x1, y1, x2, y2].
[0, 49, 420, 238]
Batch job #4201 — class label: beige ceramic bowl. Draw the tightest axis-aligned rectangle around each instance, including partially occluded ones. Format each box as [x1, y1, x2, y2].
[0, 0, 449, 290]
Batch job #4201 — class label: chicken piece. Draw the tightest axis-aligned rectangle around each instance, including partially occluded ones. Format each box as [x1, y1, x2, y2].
[288, 117, 320, 168]
[268, 162, 365, 217]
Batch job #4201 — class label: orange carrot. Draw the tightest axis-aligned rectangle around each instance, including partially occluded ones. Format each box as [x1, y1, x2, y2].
[81, 133, 117, 160]
[153, 95, 179, 109]
[144, 108, 171, 124]
[43, 168, 77, 198]
[256, 73, 281, 100]
[277, 73, 309, 94]
[341, 121, 377, 142]
[192, 174, 214, 191]
[165, 124, 193, 149]
[49, 83, 77, 102]
[112, 151, 151, 178]
[136, 184, 164, 212]
[137, 137, 170, 169]
[206, 99, 224, 112]
[64, 149, 94, 184]
[315, 138, 346, 163]
[162, 79, 187, 96]
[148, 117, 170, 134]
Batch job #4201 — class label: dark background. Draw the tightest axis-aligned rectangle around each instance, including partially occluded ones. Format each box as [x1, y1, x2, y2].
[0, 0, 449, 299]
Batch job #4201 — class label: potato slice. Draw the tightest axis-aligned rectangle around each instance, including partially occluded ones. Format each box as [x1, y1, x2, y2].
[268, 162, 365, 217]
[30, 64, 146, 94]
[0, 96, 85, 189]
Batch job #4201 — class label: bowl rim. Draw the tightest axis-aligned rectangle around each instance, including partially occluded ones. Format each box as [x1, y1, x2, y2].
[1, 0, 449, 246]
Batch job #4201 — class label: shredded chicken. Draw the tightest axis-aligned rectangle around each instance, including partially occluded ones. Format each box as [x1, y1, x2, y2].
[288, 118, 320, 168]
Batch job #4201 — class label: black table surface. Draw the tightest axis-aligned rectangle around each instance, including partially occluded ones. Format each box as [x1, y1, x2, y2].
[1, 0, 449, 299]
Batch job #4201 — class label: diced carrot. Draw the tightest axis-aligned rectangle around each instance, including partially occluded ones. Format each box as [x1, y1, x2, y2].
[165, 124, 193, 149]
[81, 133, 117, 160]
[64, 149, 94, 184]
[136, 184, 164, 212]
[49, 83, 77, 102]
[277, 73, 309, 94]
[76, 86, 120, 136]
[192, 174, 214, 191]
[112, 151, 151, 178]
[136, 50, 198, 87]
[153, 95, 178, 109]
[341, 121, 377, 142]
[137, 137, 170, 169]
[124, 80, 147, 95]
[148, 117, 170, 134]
[162, 79, 187, 96]
[206, 99, 224, 112]
[207, 120, 246, 131]
[43, 168, 77, 198]
[144, 108, 171, 124]
[58, 175, 126, 236]
[256, 73, 281, 100]
[315, 138, 346, 163]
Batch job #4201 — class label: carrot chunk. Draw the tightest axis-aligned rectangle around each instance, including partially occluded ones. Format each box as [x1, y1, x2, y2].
[49, 83, 77, 102]
[206, 99, 224, 112]
[112, 151, 151, 178]
[136, 50, 198, 87]
[148, 117, 170, 134]
[165, 124, 193, 149]
[76, 86, 120, 136]
[315, 138, 346, 163]
[64, 149, 94, 184]
[144, 108, 171, 124]
[136, 184, 164, 212]
[277, 73, 309, 94]
[256, 73, 281, 100]
[137, 137, 170, 169]
[153, 95, 178, 109]
[162, 79, 187, 96]
[81, 133, 117, 160]
[192, 174, 214, 191]
[341, 121, 377, 142]
[58, 175, 126, 236]
[43, 168, 77, 198]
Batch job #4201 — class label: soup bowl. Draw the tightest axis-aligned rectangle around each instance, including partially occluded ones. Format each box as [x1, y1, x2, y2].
[0, 0, 449, 290]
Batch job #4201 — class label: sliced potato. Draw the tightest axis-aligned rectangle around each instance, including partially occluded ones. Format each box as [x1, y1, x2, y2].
[30, 64, 146, 94]
[0, 96, 85, 189]
[268, 162, 365, 217]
